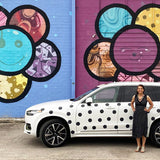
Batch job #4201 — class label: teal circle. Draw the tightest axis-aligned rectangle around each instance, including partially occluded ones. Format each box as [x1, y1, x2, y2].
[0, 28, 32, 72]
[99, 7, 132, 38]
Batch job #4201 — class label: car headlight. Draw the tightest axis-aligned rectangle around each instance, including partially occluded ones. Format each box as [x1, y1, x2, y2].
[26, 108, 45, 116]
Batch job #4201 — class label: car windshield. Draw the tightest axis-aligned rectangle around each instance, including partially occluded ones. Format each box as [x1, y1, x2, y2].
[71, 87, 98, 101]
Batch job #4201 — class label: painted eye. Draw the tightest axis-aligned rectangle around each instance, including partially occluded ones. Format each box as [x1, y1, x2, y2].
[15, 40, 23, 48]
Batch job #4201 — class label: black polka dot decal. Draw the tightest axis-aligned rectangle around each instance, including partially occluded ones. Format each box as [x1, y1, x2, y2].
[98, 118, 102, 122]
[83, 126, 87, 130]
[78, 113, 82, 117]
[92, 126, 96, 130]
[128, 103, 131, 106]
[88, 118, 92, 122]
[107, 117, 111, 121]
[124, 109, 128, 113]
[70, 105, 74, 108]
[71, 130, 75, 134]
[76, 122, 80, 126]
[120, 117, 124, 121]
[129, 116, 133, 120]
[114, 125, 118, 129]
[81, 104, 85, 107]
[100, 109, 104, 113]
[103, 125, 107, 129]
[66, 112, 71, 116]
[105, 103, 109, 106]
[49, 110, 53, 114]
[112, 110, 116, 114]
[88, 110, 92, 114]
[58, 106, 62, 110]
[126, 124, 130, 128]
[157, 109, 160, 113]
[151, 117, 155, 121]
[94, 104, 98, 107]
[68, 120, 72, 124]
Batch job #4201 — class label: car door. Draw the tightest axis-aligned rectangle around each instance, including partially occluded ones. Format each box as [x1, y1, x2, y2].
[76, 86, 119, 135]
[117, 86, 136, 134]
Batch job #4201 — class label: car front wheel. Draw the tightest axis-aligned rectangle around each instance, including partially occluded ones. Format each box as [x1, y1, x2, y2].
[40, 119, 69, 147]
[150, 122, 160, 147]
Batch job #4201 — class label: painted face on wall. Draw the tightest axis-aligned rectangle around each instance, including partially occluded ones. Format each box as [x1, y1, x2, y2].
[0, 28, 33, 73]
[112, 27, 158, 73]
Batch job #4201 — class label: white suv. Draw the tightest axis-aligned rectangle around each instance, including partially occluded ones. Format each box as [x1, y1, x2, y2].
[24, 82, 160, 147]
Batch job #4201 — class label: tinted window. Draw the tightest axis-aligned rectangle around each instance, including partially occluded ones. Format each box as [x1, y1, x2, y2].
[145, 86, 160, 101]
[118, 86, 136, 102]
[118, 86, 160, 102]
[91, 87, 118, 103]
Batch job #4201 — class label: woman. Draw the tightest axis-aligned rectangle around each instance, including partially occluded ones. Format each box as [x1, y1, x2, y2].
[131, 84, 153, 153]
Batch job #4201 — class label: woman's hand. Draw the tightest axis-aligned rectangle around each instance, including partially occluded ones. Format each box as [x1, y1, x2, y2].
[132, 108, 136, 112]
[144, 108, 149, 112]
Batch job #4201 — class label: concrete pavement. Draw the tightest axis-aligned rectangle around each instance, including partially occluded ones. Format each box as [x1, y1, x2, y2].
[0, 122, 160, 160]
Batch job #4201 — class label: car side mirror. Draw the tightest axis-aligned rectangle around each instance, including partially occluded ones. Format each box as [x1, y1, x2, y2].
[85, 97, 93, 106]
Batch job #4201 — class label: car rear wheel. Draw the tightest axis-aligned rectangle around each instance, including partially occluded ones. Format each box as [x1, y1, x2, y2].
[40, 119, 69, 147]
[150, 122, 160, 147]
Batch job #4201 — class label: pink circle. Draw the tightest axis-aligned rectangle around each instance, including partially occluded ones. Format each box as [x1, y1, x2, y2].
[117, 72, 154, 82]
[0, 11, 7, 26]
[113, 28, 158, 73]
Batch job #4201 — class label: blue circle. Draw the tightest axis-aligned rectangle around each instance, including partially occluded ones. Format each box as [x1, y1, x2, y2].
[0, 28, 32, 72]
[99, 7, 132, 38]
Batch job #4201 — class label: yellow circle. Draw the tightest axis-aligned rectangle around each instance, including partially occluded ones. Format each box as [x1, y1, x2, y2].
[135, 7, 160, 39]
[0, 74, 28, 99]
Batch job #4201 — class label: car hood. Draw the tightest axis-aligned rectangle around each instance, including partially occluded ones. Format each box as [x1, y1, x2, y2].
[26, 99, 72, 111]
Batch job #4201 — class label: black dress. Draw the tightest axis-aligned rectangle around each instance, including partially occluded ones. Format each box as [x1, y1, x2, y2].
[132, 94, 148, 138]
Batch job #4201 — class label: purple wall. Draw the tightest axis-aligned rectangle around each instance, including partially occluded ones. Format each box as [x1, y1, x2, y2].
[76, 0, 160, 97]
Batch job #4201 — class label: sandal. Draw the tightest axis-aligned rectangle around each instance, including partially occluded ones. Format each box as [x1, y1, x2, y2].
[135, 146, 141, 152]
[140, 146, 145, 153]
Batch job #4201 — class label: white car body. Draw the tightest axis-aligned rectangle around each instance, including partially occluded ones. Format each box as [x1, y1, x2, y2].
[24, 82, 160, 143]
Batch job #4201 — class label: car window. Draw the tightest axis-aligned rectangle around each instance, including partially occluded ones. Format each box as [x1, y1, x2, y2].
[118, 85, 160, 102]
[145, 86, 160, 101]
[117, 86, 136, 102]
[91, 87, 119, 103]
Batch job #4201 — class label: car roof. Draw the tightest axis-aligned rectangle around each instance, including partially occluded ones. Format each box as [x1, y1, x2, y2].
[97, 82, 160, 88]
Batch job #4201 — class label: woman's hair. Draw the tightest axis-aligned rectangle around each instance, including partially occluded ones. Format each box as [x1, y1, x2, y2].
[136, 84, 145, 95]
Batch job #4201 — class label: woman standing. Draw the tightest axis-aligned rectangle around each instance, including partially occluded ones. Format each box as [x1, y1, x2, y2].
[131, 84, 153, 153]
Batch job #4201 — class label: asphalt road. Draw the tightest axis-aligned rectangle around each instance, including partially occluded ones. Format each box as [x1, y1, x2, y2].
[0, 123, 160, 160]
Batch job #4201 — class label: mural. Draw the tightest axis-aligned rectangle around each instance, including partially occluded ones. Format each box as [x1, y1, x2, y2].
[0, 5, 61, 103]
[84, 3, 160, 82]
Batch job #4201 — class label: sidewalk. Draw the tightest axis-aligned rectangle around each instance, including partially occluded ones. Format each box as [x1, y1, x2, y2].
[0, 118, 24, 123]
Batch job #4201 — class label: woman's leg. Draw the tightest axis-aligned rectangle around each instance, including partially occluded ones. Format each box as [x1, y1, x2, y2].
[142, 136, 146, 147]
[136, 138, 141, 147]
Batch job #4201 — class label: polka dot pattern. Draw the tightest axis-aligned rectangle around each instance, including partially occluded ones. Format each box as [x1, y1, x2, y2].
[49, 111, 53, 114]
[66, 112, 71, 116]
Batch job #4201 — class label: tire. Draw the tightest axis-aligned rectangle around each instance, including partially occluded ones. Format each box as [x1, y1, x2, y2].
[40, 119, 69, 147]
[150, 122, 160, 147]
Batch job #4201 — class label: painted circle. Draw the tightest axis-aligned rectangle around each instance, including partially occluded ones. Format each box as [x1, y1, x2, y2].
[0, 74, 29, 100]
[84, 39, 117, 81]
[8, 6, 49, 43]
[116, 72, 154, 82]
[95, 4, 133, 38]
[25, 40, 61, 81]
[112, 26, 158, 73]
[0, 28, 33, 73]
[0, 11, 7, 26]
[135, 6, 160, 40]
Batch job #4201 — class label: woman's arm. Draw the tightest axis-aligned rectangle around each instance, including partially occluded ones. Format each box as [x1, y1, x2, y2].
[144, 95, 153, 112]
[131, 95, 135, 112]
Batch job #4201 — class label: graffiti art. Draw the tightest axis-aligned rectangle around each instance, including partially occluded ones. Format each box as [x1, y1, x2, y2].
[84, 3, 160, 82]
[0, 5, 61, 103]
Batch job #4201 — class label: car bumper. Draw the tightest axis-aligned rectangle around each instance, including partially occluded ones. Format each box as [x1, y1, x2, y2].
[24, 114, 40, 137]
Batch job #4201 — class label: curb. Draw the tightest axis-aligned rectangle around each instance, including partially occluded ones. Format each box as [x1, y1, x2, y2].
[0, 118, 25, 123]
